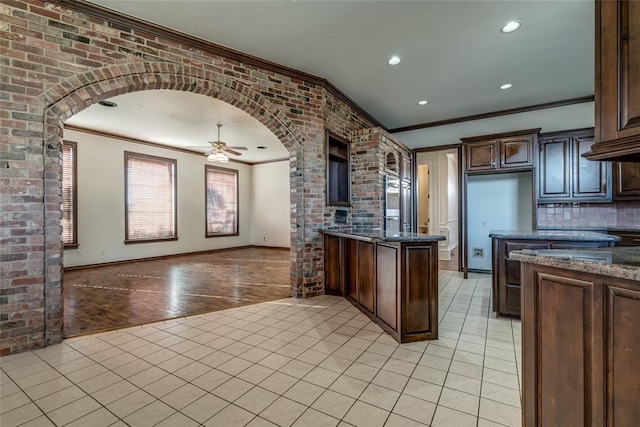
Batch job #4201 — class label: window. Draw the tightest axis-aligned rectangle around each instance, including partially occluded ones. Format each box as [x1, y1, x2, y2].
[206, 165, 238, 237]
[62, 140, 78, 248]
[125, 152, 177, 243]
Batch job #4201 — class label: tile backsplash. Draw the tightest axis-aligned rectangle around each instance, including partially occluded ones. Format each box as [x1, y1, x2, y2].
[537, 201, 640, 229]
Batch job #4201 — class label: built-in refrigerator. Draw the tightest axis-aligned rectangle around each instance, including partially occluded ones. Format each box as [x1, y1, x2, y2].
[466, 171, 533, 271]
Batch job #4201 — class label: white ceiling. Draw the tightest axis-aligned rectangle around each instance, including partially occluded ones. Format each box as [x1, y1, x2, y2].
[73, 0, 595, 159]
[66, 90, 289, 163]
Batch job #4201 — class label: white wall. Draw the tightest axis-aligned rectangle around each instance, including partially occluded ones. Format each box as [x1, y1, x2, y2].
[467, 172, 533, 271]
[446, 152, 459, 251]
[63, 129, 254, 267]
[250, 161, 291, 247]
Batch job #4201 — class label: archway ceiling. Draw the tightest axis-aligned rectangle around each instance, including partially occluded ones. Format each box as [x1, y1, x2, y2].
[65, 90, 289, 164]
[86, 0, 594, 136]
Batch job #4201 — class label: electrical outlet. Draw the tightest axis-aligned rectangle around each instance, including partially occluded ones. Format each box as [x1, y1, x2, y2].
[472, 247, 484, 258]
[564, 211, 571, 220]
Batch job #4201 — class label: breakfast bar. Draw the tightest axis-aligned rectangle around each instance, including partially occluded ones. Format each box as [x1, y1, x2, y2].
[321, 228, 445, 343]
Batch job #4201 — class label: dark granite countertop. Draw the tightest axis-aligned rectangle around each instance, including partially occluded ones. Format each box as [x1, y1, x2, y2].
[510, 247, 640, 282]
[489, 229, 619, 242]
[320, 227, 446, 243]
[537, 227, 640, 234]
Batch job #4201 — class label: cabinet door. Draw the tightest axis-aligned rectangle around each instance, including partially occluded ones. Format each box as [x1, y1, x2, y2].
[345, 238, 358, 300]
[324, 235, 343, 296]
[596, 0, 640, 144]
[613, 162, 640, 200]
[572, 136, 611, 200]
[522, 267, 601, 427]
[539, 137, 571, 200]
[500, 135, 534, 169]
[604, 285, 640, 426]
[466, 141, 496, 171]
[357, 241, 375, 314]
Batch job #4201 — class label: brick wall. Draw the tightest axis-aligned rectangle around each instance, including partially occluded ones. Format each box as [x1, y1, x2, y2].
[351, 128, 411, 228]
[0, 0, 397, 354]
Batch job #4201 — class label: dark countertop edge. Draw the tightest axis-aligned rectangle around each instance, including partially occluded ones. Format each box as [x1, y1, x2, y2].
[538, 227, 640, 233]
[320, 229, 446, 243]
[488, 230, 619, 242]
[510, 250, 640, 282]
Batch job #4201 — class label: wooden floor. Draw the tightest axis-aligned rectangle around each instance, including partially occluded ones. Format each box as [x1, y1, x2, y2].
[63, 247, 291, 337]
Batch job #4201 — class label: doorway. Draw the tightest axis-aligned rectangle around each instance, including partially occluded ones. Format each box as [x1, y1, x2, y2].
[415, 145, 462, 271]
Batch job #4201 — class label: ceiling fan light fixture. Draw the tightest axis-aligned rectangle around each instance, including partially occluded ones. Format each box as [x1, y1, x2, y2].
[501, 21, 521, 33]
[388, 55, 402, 66]
[207, 151, 229, 163]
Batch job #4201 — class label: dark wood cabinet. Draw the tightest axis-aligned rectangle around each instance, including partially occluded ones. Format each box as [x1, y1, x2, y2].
[608, 230, 640, 247]
[322, 232, 439, 343]
[324, 234, 343, 295]
[586, 0, 640, 161]
[539, 129, 611, 202]
[326, 131, 351, 206]
[466, 140, 497, 171]
[613, 162, 640, 200]
[521, 262, 640, 426]
[462, 128, 538, 173]
[539, 135, 571, 199]
[491, 237, 614, 318]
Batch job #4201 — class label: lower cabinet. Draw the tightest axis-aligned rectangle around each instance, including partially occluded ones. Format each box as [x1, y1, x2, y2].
[324, 234, 439, 343]
[521, 263, 640, 426]
[492, 238, 613, 317]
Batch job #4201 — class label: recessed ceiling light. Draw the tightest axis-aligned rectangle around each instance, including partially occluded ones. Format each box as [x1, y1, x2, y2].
[501, 21, 521, 33]
[388, 56, 402, 66]
[257, 146, 267, 149]
[98, 100, 118, 108]
[417, 100, 428, 106]
[499, 83, 513, 90]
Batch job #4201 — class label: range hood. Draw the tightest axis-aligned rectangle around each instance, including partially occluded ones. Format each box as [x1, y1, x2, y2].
[583, 137, 640, 163]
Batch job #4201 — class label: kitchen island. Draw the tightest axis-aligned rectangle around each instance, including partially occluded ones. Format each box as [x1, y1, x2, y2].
[321, 228, 445, 343]
[510, 247, 640, 427]
[489, 229, 619, 317]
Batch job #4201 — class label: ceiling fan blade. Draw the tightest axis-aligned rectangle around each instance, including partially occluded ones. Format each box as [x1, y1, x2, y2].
[185, 145, 211, 150]
[226, 146, 248, 150]
[224, 148, 243, 156]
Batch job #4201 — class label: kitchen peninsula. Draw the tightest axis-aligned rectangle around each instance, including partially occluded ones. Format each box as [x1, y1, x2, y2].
[321, 228, 445, 343]
[511, 247, 640, 426]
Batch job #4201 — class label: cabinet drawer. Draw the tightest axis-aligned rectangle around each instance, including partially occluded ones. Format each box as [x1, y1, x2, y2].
[609, 232, 640, 247]
[550, 241, 609, 249]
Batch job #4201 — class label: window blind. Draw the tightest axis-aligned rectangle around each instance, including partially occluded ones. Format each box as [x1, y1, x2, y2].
[62, 141, 77, 246]
[125, 152, 177, 242]
[206, 165, 238, 236]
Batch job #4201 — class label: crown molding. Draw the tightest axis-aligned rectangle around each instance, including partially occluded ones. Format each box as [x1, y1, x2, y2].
[49, 0, 386, 130]
[389, 95, 595, 134]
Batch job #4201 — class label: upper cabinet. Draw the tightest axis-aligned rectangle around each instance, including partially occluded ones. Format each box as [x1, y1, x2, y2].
[462, 129, 538, 173]
[326, 131, 351, 206]
[585, 0, 640, 161]
[539, 128, 611, 203]
[613, 162, 640, 200]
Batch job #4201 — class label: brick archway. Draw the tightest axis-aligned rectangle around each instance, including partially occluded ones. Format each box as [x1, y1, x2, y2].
[40, 62, 308, 346]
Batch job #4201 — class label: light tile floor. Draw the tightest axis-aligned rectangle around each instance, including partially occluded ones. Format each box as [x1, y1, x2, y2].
[0, 271, 522, 426]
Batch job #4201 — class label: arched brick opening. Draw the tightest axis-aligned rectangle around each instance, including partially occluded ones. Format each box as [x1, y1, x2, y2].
[39, 62, 308, 346]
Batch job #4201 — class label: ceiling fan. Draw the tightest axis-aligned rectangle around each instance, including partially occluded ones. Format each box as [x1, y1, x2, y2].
[188, 123, 247, 163]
